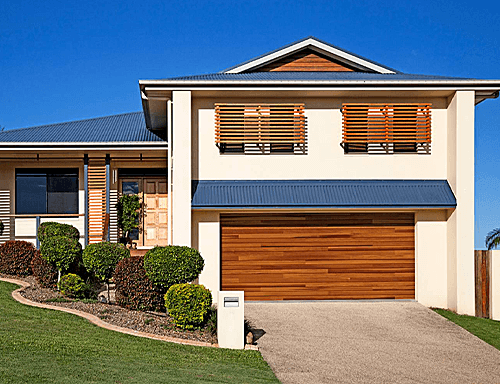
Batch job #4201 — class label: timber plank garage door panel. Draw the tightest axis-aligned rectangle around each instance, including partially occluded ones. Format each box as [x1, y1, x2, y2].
[221, 213, 415, 301]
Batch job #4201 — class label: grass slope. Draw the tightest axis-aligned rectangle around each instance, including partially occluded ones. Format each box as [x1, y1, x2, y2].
[0, 281, 278, 384]
[434, 308, 500, 350]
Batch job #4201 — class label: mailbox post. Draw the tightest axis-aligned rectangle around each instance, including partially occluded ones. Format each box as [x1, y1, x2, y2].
[217, 291, 244, 349]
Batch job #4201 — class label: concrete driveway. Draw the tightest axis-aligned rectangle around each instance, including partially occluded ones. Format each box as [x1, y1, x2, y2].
[245, 302, 500, 384]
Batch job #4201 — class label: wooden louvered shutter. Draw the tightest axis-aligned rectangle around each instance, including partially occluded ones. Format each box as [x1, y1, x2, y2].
[88, 161, 107, 244]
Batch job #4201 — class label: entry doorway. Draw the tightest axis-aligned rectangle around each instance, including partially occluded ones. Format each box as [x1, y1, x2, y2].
[119, 176, 168, 247]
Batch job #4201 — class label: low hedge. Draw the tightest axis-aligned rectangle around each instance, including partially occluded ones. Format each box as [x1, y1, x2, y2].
[0, 240, 37, 276]
[32, 250, 58, 289]
[58, 273, 87, 298]
[83, 242, 130, 282]
[143, 246, 204, 291]
[113, 256, 164, 312]
[38, 222, 80, 244]
[165, 284, 212, 329]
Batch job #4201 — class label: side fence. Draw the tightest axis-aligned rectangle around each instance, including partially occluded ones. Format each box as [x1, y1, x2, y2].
[475, 250, 500, 320]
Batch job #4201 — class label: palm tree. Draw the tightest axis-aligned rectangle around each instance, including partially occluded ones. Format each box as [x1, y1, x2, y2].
[485, 228, 500, 250]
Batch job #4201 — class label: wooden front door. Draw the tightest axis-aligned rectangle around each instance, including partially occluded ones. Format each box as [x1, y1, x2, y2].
[119, 177, 168, 247]
[143, 179, 168, 246]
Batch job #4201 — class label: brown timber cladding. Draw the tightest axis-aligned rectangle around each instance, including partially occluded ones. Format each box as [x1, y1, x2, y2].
[87, 161, 107, 244]
[255, 50, 357, 72]
[475, 250, 490, 318]
[221, 213, 415, 301]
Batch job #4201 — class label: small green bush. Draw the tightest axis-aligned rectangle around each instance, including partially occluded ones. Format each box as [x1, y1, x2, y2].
[38, 222, 80, 243]
[114, 256, 164, 312]
[83, 242, 130, 282]
[0, 240, 37, 276]
[144, 246, 204, 291]
[32, 250, 58, 288]
[58, 273, 86, 298]
[40, 236, 82, 275]
[116, 194, 140, 237]
[165, 284, 212, 329]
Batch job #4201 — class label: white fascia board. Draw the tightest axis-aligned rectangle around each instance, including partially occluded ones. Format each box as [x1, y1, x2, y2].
[223, 38, 396, 74]
[0, 142, 167, 150]
[141, 79, 500, 87]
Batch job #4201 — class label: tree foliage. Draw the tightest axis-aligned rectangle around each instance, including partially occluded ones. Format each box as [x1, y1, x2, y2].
[486, 228, 500, 250]
[116, 194, 140, 236]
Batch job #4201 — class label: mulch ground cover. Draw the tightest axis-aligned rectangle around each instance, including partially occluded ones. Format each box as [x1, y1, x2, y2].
[0, 274, 217, 344]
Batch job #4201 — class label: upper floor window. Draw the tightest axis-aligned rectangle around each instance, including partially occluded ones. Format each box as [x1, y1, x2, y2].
[341, 103, 432, 154]
[16, 169, 79, 214]
[215, 103, 307, 154]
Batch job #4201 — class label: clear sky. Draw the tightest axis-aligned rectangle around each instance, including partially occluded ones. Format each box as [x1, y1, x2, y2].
[1, 0, 500, 248]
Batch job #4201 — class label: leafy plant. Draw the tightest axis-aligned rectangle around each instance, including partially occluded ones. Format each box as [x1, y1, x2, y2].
[0, 240, 37, 276]
[82, 241, 130, 301]
[113, 256, 164, 312]
[38, 222, 80, 244]
[58, 273, 87, 298]
[486, 228, 500, 250]
[205, 306, 217, 335]
[143, 246, 204, 291]
[32, 250, 58, 288]
[40, 236, 82, 282]
[165, 284, 212, 330]
[116, 194, 141, 239]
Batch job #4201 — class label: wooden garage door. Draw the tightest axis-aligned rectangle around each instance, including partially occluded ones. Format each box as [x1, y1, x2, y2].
[221, 213, 415, 301]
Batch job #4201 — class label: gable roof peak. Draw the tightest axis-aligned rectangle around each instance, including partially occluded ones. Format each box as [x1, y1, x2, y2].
[222, 36, 399, 75]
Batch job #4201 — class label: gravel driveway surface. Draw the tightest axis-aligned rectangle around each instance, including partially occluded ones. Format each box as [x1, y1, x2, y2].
[245, 301, 500, 384]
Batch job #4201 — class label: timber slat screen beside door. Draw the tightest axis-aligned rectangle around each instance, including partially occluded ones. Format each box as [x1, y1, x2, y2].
[221, 213, 415, 301]
[88, 161, 107, 244]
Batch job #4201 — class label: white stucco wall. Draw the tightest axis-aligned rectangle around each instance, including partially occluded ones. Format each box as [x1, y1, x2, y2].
[415, 211, 448, 308]
[172, 90, 192, 246]
[193, 97, 448, 180]
[192, 211, 220, 303]
[490, 250, 500, 321]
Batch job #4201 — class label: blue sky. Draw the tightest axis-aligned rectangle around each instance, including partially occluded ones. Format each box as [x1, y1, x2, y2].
[1, 0, 499, 248]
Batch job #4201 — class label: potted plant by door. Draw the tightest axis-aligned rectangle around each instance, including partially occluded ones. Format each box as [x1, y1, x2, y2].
[116, 194, 141, 247]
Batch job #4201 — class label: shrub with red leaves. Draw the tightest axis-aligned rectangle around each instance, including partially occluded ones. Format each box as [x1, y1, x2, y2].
[114, 256, 164, 312]
[31, 250, 58, 289]
[0, 240, 37, 276]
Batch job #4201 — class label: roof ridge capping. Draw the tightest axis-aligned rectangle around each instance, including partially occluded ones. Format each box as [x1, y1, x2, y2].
[221, 36, 399, 75]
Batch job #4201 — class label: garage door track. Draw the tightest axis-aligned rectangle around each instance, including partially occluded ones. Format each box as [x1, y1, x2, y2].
[245, 301, 500, 384]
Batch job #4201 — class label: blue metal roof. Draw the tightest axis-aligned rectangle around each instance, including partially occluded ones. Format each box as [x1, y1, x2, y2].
[163, 71, 473, 82]
[191, 180, 457, 209]
[220, 36, 400, 74]
[0, 112, 166, 144]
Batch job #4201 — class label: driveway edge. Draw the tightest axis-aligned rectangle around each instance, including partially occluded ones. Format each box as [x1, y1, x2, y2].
[0, 276, 258, 351]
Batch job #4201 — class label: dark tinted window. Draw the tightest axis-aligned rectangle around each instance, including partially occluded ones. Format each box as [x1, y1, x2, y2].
[16, 169, 78, 214]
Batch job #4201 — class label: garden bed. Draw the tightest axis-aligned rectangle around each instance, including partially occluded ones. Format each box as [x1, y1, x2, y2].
[1, 273, 217, 344]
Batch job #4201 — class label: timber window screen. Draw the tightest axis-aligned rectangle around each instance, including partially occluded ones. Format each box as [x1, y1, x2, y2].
[215, 103, 306, 154]
[341, 103, 431, 154]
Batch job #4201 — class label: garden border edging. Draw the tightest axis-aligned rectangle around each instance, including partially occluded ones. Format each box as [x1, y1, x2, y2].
[0, 277, 258, 351]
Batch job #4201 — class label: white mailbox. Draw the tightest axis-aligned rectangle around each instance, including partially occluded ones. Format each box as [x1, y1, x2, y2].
[217, 291, 244, 349]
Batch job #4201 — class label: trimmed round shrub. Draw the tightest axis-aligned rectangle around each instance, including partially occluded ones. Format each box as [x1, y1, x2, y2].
[165, 284, 212, 329]
[83, 242, 130, 282]
[58, 273, 86, 298]
[144, 246, 204, 291]
[0, 240, 37, 276]
[32, 251, 58, 289]
[40, 236, 82, 274]
[114, 256, 164, 312]
[38, 222, 80, 244]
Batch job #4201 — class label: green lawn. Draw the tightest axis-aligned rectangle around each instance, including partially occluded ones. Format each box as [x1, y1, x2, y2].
[0, 281, 278, 384]
[433, 308, 500, 350]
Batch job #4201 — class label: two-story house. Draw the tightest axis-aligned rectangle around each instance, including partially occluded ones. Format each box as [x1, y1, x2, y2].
[1, 37, 499, 315]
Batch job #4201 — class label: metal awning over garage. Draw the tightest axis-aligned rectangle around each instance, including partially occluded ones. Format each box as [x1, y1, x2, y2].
[191, 180, 457, 209]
